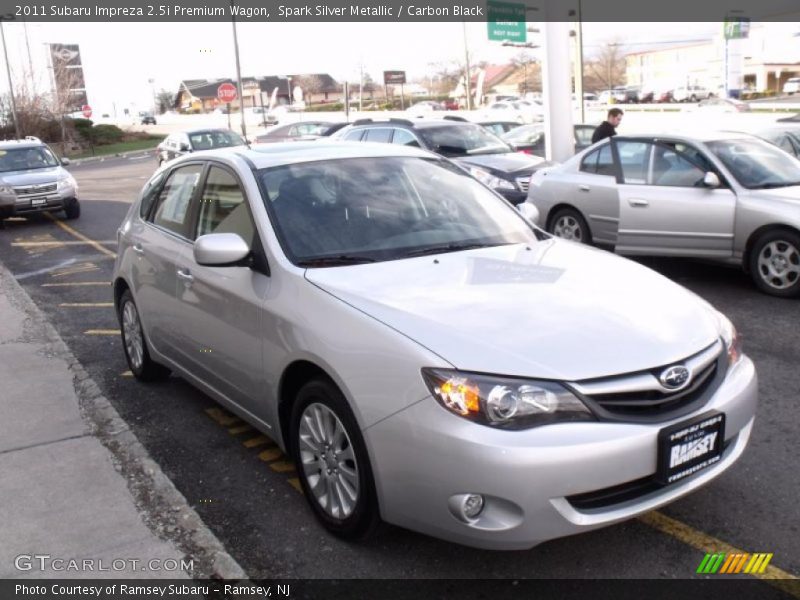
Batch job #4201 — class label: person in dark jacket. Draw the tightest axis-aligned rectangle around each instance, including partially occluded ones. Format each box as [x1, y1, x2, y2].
[591, 108, 623, 143]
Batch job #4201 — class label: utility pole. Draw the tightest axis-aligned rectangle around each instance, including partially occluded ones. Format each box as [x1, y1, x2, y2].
[0, 21, 21, 139]
[571, 0, 585, 123]
[359, 60, 363, 111]
[230, 0, 246, 139]
[23, 20, 35, 95]
[462, 22, 472, 110]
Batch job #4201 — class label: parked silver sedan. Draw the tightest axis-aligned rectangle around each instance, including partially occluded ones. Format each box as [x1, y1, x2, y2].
[527, 132, 800, 297]
[112, 142, 756, 549]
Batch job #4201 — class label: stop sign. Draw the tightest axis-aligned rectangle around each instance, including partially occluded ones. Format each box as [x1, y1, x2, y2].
[217, 83, 238, 104]
[82, 105, 92, 118]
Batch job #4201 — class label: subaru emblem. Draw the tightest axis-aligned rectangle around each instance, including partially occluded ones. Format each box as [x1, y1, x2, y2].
[659, 365, 691, 390]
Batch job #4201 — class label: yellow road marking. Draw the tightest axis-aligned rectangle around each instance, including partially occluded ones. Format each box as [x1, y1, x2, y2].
[639, 512, 799, 597]
[204, 407, 241, 427]
[258, 448, 283, 462]
[269, 460, 295, 473]
[228, 424, 253, 435]
[59, 302, 114, 308]
[121, 371, 133, 377]
[84, 329, 120, 335]
[51, 263, 99, 277]
[242, 435, 272, 449]
[42, 282, 110, 287]
[46, 215, 117, 259]
[13, 240, 116, 247]
[287, 478, 303, 494]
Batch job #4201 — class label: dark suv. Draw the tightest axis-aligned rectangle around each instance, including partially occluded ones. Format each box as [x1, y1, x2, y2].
[332, 117, 549, 205]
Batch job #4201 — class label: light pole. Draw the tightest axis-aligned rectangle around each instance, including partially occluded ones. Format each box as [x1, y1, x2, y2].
[230, 0, 246, 139]
[148, 78, 157, 115]
[462, 22, 472, 110]
[0, 21, 21, 139]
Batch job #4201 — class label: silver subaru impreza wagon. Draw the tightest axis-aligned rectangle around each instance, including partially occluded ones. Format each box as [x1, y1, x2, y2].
[112, 142, 757, 549]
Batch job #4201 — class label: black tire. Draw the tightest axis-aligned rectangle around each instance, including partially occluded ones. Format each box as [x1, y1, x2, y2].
[748, 230, 800, 298]
[118, 289, 171, 381]
[289, 379, 380, 540]
[690, 95, 697, 102]
[548, 207, 592, 244]
[64, 199, 80, 220]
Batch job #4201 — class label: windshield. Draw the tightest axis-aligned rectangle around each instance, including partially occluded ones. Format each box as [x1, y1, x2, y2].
[503, 125, 543, 145]
[259, 156, 539, 266]
[707, 139, 800, 189]
[0, 146, 60, 173]
[417, 124, 512, 157]
[189, 130, 245, 150]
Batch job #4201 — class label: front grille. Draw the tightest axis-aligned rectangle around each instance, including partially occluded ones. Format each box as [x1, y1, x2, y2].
[566, 438, 735, 510]
[516, 176, 530, 193]
[569, 340, 726, 423]
[14, 183, 57, 196]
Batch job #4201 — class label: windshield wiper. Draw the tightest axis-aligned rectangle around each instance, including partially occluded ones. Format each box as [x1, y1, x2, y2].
[752, 181, 800, 189]
[297, 255, 377, 267]
[401, 242, 503, 258]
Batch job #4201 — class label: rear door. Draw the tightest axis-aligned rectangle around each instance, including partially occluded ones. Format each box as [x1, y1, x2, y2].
[614, 138, 736, 256]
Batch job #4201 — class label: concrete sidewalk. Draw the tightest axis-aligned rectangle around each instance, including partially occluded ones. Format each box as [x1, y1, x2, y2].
[0, 261, 246, 580]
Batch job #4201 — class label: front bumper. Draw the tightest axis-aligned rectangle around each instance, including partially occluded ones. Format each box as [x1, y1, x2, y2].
[0, 190, 77, 217]
[364, 355, 757, 550]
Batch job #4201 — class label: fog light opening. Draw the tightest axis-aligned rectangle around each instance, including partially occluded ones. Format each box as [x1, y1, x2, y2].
[462, 494, 485, 520]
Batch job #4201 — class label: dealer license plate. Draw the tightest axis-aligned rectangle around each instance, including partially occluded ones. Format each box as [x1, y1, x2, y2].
[657, 412, 725, 485]
[30, 197, 47, 206]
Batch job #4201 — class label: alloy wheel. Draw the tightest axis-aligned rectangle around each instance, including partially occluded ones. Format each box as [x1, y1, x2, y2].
[757, 240, 800, 291]
[122, 300, 144, 371]
[553, 215, 584, 242]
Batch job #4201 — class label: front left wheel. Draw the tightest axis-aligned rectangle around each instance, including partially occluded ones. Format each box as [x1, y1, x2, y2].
[64, 199, 80, 220]
[118, 290, 171, 381]
[289, 379, 380, 540]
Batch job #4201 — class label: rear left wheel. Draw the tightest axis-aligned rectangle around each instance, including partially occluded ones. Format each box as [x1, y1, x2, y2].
[748, 230, 800, 297]
[118, 290, 171, 381]
[549, 207, 591, 244]
[290, 379, 380, 540]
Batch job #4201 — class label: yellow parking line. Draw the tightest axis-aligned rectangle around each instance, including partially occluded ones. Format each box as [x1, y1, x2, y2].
[204, 407, 241, 427]
[59, 302, 114, 308]
[228, 424, 253, 435]
[42, 282, 110, 287]
[84, 329, 120, 335]
[242, 435, 272, 449]
[13, 240, 116, 247]
[121, 371, 133, 377]
[51, 264, 99, 277]
[269, 460, 295, 473]
[46, 215, 117, 259]
[639, 512, 799, 597]
[258, 448, 283, 462]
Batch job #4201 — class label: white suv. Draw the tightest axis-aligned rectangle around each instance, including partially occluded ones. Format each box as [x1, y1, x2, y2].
[673, 85, 712, 102]
[783, 78, 800, 95]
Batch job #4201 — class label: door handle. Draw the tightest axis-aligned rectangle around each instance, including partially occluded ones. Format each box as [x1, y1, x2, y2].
[132, 243, 145, 255]
[177, 269, 194, 284]
[628, 198, 649, 207]
[579, 185, 590, 192]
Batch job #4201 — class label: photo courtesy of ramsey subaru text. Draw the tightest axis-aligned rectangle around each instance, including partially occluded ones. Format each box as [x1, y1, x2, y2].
[112, 141, 757, 550]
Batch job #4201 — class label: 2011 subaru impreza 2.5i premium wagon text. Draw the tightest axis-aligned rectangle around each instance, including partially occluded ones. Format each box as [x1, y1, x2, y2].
[112, 142, 757, 550]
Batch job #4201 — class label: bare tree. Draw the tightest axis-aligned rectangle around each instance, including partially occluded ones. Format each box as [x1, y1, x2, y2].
[510, 52, 541, 94]
[294, 74, 325, 103]
[156, 90, 175, 114]
[586, 42, 626, 91]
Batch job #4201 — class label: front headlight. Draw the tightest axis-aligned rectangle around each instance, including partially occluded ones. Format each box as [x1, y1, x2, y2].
[0, 184, 14, 195]
[57, 175, 77, 191]
[422, 368, 595, 430]
[469, 167, 515, 191]
[716, 311, 742, 366]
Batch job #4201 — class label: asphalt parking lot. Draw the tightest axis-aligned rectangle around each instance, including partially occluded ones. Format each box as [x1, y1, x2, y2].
[0, 157, 798, 593]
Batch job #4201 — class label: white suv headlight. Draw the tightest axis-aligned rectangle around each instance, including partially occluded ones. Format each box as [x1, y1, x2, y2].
[57, 174, 77, 191]
[0, 184, 14, 195]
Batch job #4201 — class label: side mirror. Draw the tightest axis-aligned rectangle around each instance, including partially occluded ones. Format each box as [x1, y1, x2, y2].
[703, 172, 720, 188]
[517, 202, 540, 226]
[194, 233, 250, 266]
[179, 143, 190, 152]
[60, 157, 71, 166]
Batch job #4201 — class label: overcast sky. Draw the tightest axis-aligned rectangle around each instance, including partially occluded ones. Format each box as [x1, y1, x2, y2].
[0, 21, 721, 114]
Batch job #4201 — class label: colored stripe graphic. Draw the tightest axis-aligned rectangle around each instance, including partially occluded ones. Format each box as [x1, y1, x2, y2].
[697, 552, 776, 575]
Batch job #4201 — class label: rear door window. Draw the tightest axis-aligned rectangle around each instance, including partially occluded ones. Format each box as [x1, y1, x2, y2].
[364, 128, 393, 143]
[151, 164, 204, 238]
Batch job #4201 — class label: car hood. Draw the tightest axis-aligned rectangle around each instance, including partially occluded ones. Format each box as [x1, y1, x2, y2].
[0, 166, 64, 185]
[454, 153, 548, 176]
[305, 241, 721, 381]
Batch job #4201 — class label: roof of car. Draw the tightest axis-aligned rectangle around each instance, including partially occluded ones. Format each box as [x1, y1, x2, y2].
[188, 140, 436, 169]
[0, 139, 44, 149]
[615, 130, 755, 143]
[346, 118, 479, 130]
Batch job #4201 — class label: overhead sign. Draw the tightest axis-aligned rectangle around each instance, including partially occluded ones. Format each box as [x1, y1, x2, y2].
[81, 105, 92, 118]
[383, 71, 406, 85]
[724, 17, 750, 40]
[217, 82, 238, 103]
[487, 1, 527, 43]
[49, 43, 88, 113]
